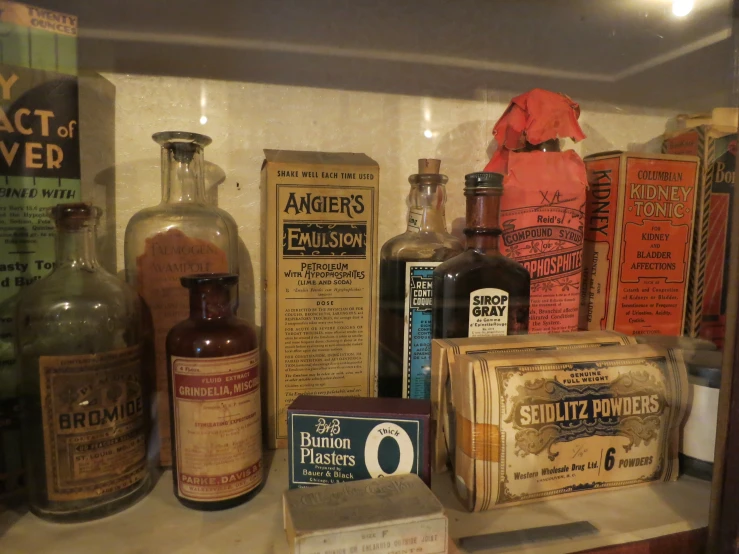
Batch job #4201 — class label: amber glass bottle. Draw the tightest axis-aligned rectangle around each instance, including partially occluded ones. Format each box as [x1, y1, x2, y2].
[166, 274, 262, 511]
[432, 172, 531, 339]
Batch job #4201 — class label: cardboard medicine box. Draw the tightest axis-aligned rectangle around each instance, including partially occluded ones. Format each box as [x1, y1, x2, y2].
[451, 344, 688, 511]
[0, 0, 114, 498]
[287, 395, 431, 489]
[580, 152, 700, 336]
[262, 150, 380, 448]
[283, 473, 447, 554]
[430, 330, 636, 473]
[663, 109, 737, 348]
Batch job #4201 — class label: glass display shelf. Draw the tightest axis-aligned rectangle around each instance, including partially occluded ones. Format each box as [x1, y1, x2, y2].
[0, 0, 737, 551]
[0, 451, 711, 554]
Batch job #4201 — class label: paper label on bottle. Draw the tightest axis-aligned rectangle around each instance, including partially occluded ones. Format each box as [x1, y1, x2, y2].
[38, 345, 148, 502]
[171, 350, 262, 502]
[468, 288, 509, 337]
[135, 228, 229, 466]
[402, 262, 440, 399]
[406, 208, 424, 231]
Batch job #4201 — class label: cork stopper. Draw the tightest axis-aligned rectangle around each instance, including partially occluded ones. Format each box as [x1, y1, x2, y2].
[418, 159, 441, 174]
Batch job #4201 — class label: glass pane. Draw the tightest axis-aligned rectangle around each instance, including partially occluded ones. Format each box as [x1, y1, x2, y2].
[0, 0, 734, 552]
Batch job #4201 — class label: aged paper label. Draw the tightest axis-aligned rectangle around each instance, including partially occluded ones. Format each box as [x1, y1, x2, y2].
[402, 262, 439, 399]
[136, 228, 228, 465]
[289, 413, 423, 488]
[581, 156, 620, 331]
[295, 517, 447, 554]
[500, 151, 587, 333]
[430, 331, 637, 473]
[0, 1, 78, 37]
[265, 158, 379, 447]
[468, 288, 509, 338]
[613, 157, 697, 335]
[172, 350, 262, 501]
[39, 346, 148, 501]
[452, 345, 686, 511]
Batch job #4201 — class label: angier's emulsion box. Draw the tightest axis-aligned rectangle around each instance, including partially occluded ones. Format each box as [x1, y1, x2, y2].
[580, 152, 700, 336]
[262, 150, 380, 448]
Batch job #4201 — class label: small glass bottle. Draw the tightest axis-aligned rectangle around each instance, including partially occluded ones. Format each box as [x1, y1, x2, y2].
[16, 203, 150, 522]
[378, 159, 463, 399]
[124, 131, 239, 467]
[432, 172, 530, 339]
[166, 273, 262, 511]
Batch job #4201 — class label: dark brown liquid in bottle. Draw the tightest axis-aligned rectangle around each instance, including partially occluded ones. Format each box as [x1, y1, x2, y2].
[166, 273, 262, 511]
[432, 174, 530, 339]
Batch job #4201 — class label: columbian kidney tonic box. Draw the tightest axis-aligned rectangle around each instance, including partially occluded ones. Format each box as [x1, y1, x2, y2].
[287, 395, 431, 489]
[663, 110, 737, 348]
[0, 0, 113, 502]
[580, 152, 700, 336]
[262, 151, 380, 449]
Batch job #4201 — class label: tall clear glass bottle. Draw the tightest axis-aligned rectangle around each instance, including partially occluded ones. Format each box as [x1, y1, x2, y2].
[124, 132, 239, 467]
[378, 159, 463, 399]
[16, 203, 150, 522]
[432, 172, 530, 339]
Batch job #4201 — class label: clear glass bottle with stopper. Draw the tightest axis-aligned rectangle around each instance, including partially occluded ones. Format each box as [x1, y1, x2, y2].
[378, 159, 463, 399]
[124, 131, 239, 467]
[16, 203, 150, 522]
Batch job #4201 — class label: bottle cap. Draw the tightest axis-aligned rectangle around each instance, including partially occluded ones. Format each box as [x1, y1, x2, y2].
[464, 172, 504, 193]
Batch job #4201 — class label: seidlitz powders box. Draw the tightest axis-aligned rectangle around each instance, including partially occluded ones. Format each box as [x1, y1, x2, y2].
[287, 395, 431, 489]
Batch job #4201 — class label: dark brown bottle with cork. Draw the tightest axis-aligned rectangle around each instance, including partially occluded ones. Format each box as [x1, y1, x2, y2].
[432, 172, 530, 339]
[166, 273, 262, 510]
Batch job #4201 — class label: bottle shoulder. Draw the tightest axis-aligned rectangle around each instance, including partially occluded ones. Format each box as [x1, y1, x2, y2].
[124, 203, 240, 266]
[126, 203, 238, 233]
[381, 231, 463, 261]
[18, 267, 139, 309]
[167, 318, 257, 356]
[434, 250, 531, 279]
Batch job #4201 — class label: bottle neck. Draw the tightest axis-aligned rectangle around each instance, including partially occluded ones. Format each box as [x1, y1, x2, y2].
[464, 193, 502, 254]
[55, 224, 99, 270]
[406, 183, 449, 233]
[161, 144, 206, 204]
[188, 284, 237, 320]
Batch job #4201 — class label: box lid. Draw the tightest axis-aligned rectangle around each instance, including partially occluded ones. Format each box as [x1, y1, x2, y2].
[288, 395, 431, 417]
[284, 473, 443, 535]
[676, 108, 739, 129]
[263, 149, 378, 166]
[583, 150, 699, 163]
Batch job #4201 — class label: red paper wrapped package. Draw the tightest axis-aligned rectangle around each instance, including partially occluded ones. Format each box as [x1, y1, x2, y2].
[485, 89, 588, 333]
